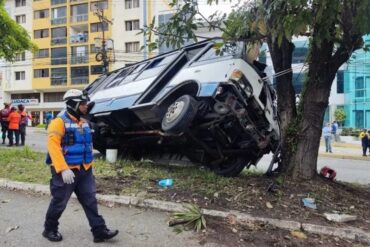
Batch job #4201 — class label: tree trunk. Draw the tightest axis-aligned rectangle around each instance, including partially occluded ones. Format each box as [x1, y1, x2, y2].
[287, 39, 338, 179]
[267, 37, 296, 169]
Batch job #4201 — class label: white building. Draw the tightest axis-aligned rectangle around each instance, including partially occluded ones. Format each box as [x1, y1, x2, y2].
[1, 0, 34, 108]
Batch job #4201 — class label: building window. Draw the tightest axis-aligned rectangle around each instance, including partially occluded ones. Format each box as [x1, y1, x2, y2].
[51, 68, 67, 85]
[44, 92, 64, 102]
[15, 0, 26, 7]
[292, 73, 305, 94]
[292, 47, 307, 64]
[34, 69, 49, 78]
[125, 20, 140, 31]
[91, 0, 108, 11]
[15, 71, 25, 80]
[355, 77, 364, 98]
[51, 27, 67, 45]
[71, 66, 89, 84]
[34, 9, 49, 19]
[34, 29, 49, 38]
[70, 3, 88, 22]
[51, 47, 67, 65]
[354, 110, 364, 129]
[34, 49, 49, 58]
[51, 6, 67, 25]
[125, 0, 139, 9]
[125, 42, 140, 52]
[90, 22, 108, 32]
[71, 46, 88, 64]
[91, 65, 103, 74]
[15, 15, 26, 24]
[15, 52, 26, 62]
[90, 44, 100, 53]
[336, 70, 344, 94]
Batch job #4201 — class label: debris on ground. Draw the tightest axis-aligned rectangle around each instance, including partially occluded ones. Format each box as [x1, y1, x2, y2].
[6, 225, 19, 233]
[302, 198, 317, 209]
[291, 230, 307, 239]
[323, 213, 357, 223]
[320, 166, 337, 180]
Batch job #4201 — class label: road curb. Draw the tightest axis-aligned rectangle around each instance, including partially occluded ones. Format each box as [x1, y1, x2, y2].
[0, 178, 369, 243]
[319, 152, 370, 161]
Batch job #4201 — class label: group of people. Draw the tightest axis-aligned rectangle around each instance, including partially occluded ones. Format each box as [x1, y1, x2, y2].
[322, 121, 339, 153]
[0, 102, 32, 146]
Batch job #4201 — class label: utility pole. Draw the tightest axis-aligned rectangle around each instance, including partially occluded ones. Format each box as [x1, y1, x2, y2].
[93, 7, 113, 73]
[143, 0, 147, 60]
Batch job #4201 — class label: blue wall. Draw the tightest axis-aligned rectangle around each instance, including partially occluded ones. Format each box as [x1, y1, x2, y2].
[344, 35, 370, 129]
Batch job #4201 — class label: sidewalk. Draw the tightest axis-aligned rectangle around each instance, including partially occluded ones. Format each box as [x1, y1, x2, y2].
[1, 179, 369, 244]
[319, 142, 369, 161]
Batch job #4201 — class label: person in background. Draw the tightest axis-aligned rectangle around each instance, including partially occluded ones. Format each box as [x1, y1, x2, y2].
[45, 111, 53, 130]
[0, 102, 11, 144]
[7, 106, 21, 147]
[18, 104, 32, 146]
[331, 121, 339, 142]
[359, 129, 369, 156]
[42, 89, 118, 243]
[322, 123, 333, 153]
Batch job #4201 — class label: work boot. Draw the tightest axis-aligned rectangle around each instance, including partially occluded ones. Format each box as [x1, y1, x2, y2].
[42, 230, 63, 242]
[93, 228, 119, 243]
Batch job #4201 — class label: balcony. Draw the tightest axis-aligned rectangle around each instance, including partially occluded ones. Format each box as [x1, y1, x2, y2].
[51, 57, 67, 65]
[71, 55, 88, 64]
[70, 0, 88, 3]
[70, 14, 88, 23]
[51, 17, 66, 25]
[51, 37, 67, 46]
[51, 78, 67, 86]
[51, 0, 66, 5]
[71, 76, 89, 85]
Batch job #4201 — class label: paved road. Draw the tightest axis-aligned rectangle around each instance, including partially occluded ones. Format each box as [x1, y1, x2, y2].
[0, 189, 200, 247]
[6, 127, 370, 185]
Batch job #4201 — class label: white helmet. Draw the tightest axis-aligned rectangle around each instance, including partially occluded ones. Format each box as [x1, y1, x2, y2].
[63, 89, 89, 102]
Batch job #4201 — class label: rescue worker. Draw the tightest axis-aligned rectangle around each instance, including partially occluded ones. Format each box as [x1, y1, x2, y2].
[42, 89, 118, 242]
[0, 102, 11, 144]
[359, 128, 368, 156]
[18, 104, 32, 146]
[7, 106, 21, 146]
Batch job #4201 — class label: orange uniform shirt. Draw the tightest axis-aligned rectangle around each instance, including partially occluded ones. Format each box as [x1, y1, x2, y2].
[7, 111, 21, 130]
[47, 113, 93, 173]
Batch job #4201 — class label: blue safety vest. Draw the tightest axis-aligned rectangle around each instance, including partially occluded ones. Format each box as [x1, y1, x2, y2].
[46, 112, 93, 166]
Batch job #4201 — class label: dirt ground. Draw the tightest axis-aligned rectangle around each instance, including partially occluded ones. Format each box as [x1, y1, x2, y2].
[96, 174, 370, 246]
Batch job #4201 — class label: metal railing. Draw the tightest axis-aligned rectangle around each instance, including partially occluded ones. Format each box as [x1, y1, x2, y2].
[51, 78, 67, 86]
[51, 0, 66, 5]
[71, 76, 89, 85]
[71, 55, 88, 64]
[70, 33, 88, 43]
[51, 37, 67, 45]
[51, 17, 66, 25]
[51, 57, 67, 65]
[70, 14, 88, 23]
[70, 0, 88, 3]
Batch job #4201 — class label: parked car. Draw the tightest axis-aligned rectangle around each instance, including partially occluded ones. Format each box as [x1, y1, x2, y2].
[85, 39, 280, 176]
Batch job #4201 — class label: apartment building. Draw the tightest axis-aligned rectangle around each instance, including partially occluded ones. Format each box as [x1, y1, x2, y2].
[111, 0, 172, 69]
[1, 0, 113, 125]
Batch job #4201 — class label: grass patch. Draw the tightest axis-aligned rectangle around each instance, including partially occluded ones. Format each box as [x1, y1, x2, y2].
[0, 147, 237, 196]
[0, 146, 50, 184]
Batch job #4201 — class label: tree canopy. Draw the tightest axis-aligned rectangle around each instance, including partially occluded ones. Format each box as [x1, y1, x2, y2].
[0, 0, 35, 61]
[143, 0, 370, 180]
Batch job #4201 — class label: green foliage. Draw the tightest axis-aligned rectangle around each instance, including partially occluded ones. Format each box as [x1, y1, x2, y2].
[340, 128, 361, 137]
[334, 108, 346, 123]
[171, 203, 206, 232]
[36, 124, 46, 128]
[0, 0, 36, 61]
